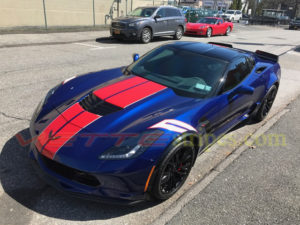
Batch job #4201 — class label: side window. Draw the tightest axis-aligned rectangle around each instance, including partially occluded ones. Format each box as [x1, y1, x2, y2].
[173, 8, 182, 17]
[166, 8, 181, 17]
[166, 8, 174, 17]
[218, 19, 223, 24]
[237, 11, 242, 15]
[222, 57, 251, 92]
[246, 56, 255, 71]
[156, 8, 166, 18]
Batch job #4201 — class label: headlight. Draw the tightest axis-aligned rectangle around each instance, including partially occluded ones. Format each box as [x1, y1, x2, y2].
[200, 25, 207, 29]
[44, 84, 60, 104]
[129, 21, 141, 27]
[32, 84, 60, 117]
[99, 130, 164, 160]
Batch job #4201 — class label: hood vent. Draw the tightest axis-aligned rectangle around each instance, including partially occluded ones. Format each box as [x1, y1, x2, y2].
[79, 93, 122, 116]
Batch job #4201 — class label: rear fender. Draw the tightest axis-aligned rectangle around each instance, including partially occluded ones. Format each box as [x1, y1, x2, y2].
[266, 63, 280, 91]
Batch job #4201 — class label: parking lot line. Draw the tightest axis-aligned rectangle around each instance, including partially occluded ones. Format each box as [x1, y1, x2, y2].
[74, 42, 116, 50]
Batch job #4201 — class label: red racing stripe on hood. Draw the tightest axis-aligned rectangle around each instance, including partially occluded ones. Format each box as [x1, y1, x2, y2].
[105, 81, 167, 108]
[35, 103, 84, 152]
[41, 110, 100, 159]
[93, 76, 148, 100]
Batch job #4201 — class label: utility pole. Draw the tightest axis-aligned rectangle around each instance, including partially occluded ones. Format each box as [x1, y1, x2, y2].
[42, 0, 48, 30]
[92, 0, 95, 27]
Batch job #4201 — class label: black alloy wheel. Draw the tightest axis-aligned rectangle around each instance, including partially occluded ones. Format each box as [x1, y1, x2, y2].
[254, 85, 278, 122]
[151, 141, 195, 200]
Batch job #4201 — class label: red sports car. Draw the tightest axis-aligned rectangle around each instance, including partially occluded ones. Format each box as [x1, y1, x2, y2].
[185, 17, 233, 37]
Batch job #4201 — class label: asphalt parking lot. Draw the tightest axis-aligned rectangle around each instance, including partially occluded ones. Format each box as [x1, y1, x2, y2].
[0, 24, 300, 225]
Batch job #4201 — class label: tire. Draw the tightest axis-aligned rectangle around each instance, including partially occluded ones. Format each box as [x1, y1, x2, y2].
[174, 26, 183, 40]
[225, 26, 231, 36]
[140, 27, 152, 44]
[151, 140, 196, 200]
[253, 85, 278, 122]
[206, 27, 212, 38]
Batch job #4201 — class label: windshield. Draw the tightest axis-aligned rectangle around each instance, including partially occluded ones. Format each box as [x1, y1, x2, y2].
[198, 18, 218, 24]
[128, 46, 228, 98]
[226, 10, 234, 14]
[129, 8, 157, 17]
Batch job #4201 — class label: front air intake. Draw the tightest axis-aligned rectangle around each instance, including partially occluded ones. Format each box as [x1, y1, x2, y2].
[79, 93, 122, 116]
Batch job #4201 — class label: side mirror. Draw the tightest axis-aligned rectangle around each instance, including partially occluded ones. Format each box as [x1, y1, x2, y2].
[133, 53, 139, 62]
[154, 14, 161, 20]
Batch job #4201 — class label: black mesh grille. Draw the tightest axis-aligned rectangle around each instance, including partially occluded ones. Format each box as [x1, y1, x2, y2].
[40, 154, 100, 187]
[111, 22, 126, 28]
[79, 92, 122, 116]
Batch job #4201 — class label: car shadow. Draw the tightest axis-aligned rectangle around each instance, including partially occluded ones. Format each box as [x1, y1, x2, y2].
[95, 36, 176, 45]
[0, 128, 157, 221]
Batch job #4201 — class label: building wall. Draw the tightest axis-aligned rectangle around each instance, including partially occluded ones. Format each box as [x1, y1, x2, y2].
[0, 0, 45, 28]
[0, 0, 169, 29]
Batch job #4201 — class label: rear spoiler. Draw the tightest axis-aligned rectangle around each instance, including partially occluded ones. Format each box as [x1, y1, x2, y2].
[208, 42, 233, 48]
[255, 50, 279, 63]
[208, 42, 279, 63]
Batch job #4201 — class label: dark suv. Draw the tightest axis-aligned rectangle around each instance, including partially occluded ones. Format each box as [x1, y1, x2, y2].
[289, 18, 300, 30]
[110, 6, 186, 43]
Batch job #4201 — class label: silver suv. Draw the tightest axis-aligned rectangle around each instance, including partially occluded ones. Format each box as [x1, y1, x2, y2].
[110, 6, 186, 43]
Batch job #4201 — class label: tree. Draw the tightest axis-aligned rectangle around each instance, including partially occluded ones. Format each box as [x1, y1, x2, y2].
[230, 0, 243, 10]
[230, 0, 237, 9]
[237, 0, 242, 10]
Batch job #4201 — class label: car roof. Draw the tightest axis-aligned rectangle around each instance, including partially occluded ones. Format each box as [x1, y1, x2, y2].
[205, 17, 222, 19]
[136, 6, 158, 9]
[166, 42, 247, 62]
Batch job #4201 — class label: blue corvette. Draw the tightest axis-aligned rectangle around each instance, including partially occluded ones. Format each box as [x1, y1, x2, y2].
[29, 42, 280, 204]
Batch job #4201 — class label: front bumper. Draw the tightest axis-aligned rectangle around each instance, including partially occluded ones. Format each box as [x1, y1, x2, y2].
[185, 29, 206, 36]
[29, 143, 148, 205]
[110, 27, 140, 40]
[289, 24, 300, 29]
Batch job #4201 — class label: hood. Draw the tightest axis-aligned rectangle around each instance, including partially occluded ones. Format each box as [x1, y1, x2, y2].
[34, 71, 203, 170]
[112, 16, 147, 23]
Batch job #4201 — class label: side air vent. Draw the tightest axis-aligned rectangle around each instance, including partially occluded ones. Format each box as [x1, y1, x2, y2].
[79, 92, 122, 116]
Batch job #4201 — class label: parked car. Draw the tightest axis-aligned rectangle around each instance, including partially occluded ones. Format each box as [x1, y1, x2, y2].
[180, 6, 192, 14]
[223, 10, 242, 22]
[30, 42, 280, 204]
[110, 6, 186, 43]
[289, 18, 300, 30]
[213, 10, 224, 17]
[242, 13, 250, 19]
[185, 17, 233, 37]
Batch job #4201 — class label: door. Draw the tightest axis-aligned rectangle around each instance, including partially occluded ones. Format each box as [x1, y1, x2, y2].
[165, 8, 182, 33]
[215, 19, 226, 34]
[153, 8, 170, 35]
[216, 57, 255, 133]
